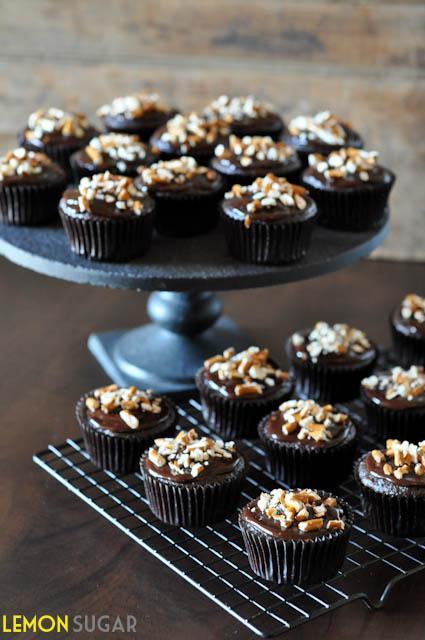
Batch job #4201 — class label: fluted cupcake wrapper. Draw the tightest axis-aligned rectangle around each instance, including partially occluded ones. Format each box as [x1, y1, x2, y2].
[391, 325, 425, 367]
[258, 417, 356, 488]
[60, 209, 154, 261]
[302, 178, 394, 231]
[362, 395, 425, 443]
[355, 462, 425, 537]
[141, 455, 247, 527]
[0, 179, 66, 226]
[289, 354, 377, 403]
[153, 190, 223, 237]
[221, 212, 315, 265]
[239, 499, 353, 585]
[76, 395, 177, 475]
[196, 370, 292, 439]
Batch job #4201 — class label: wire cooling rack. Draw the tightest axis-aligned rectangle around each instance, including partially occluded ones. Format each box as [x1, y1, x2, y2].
[33, 397, 425, 637]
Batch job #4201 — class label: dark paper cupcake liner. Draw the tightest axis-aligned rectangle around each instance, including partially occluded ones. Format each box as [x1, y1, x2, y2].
[258, 416, 357, 488]
[302, 177, 394, 231]
[288, 348, 377, 403]
[0, 179, 66, 226]
[141, 454, 247, 526]
[355, 459, 425, 537]
[239, 495, 353, 585]
[196, 370, 292, 439]
[152, 190, 223, 237]
[391, 325, 425, 367]
[361, 393, 425, 443]
[221, 209, 316, 265]
[60, 208, 154, 261]
[76, 394, 178, 475]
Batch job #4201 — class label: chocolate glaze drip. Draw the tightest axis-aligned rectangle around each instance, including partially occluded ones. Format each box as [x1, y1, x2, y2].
[392, 307, 425, 339]
[221, 196, 317, 224]
[263, 410, 353, 449]
[144, 451, 244, 485]
[288, 328, 377, 367]
[59, 188, 155, 219]
[303, 166, 392, 191]
[241, 499, 344, 541]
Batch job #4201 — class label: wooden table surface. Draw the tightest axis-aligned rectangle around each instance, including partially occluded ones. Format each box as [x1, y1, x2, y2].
[1, 256, 425, 639]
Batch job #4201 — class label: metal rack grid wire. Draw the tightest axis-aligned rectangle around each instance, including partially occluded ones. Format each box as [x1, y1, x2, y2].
[33, 397, 425, 638]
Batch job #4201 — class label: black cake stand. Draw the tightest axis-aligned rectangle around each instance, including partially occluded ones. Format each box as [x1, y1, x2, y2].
[0, 217, 388, 391]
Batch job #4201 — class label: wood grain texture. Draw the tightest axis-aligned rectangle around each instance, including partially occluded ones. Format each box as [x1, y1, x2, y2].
[0, 0, 424, 260]
[1, 258, 425, 639]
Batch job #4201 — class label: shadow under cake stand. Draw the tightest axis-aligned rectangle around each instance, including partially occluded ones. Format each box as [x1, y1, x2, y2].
[0, 217, 388, 392]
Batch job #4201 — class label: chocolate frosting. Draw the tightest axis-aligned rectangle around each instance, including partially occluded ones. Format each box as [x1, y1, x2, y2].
[19, 126, 99, 149]
[211, 153, 300, 179]
[59, 187, 155, 220]
[283, 125, 363, 155]
[143, 451, 244, 485]
[302, 165, 393, 191]
[87, 401, 173, 435]
[392, 306, 425, 340]
[288, 328, 377, 368]
[200, 362, 292, 400]
[221, 195, 317, 224]
[150, 127, 228, 160]
[0, 164, 65, 187]
[135, 171, 223, 198]
[358, 452, 425, 493]
[263, 410, 355, 449]
[240, 495, 346, 541]
[72, 147, 159, 177]
[103, 109, 177, 134]
[230, 113, 284, 137]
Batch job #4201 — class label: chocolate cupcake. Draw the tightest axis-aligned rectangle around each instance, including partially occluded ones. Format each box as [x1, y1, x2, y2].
[76, 384, 178, 475]
[211, 135, 301, 188]
[258, 399, 356, 488]
[221, 174, 317, 265]
[203, 95, 284, 140]
[0, 147, 66, 225]
[18, 108, 98, 180]
[141, 428, 247, 526]
[59, 172, 155, 261]
[302, 148, 394, 231]
[287, 322, 378, 403]
[71, 133, 159, 182]
[97, 92, 176, 142]
[361, 366, 425, 443]
[135, 156, 224, 237]
[391, 294, 425, 366]
[240, 488, 352, 584]
[196, 346, 292, 439]
[284, 111, 363, 167]
[150, 112, 229, 162]
[356, 439, 425, 536]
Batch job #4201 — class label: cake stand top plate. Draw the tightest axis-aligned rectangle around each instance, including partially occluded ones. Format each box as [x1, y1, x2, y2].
[0, 218, 388, 292]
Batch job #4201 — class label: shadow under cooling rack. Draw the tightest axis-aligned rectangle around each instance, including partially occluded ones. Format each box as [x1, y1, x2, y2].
[33, 397, 425, 637]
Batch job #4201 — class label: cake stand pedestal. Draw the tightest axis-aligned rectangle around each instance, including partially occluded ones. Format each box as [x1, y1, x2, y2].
[0, 217, 388, 391]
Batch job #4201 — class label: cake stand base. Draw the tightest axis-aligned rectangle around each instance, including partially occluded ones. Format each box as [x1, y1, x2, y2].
[88, 313, 250, 393]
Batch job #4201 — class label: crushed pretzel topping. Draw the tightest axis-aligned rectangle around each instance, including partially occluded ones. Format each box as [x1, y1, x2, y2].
[156, 112, 229, 151]
[147, 428, 236, 478]
[400, 293, 425, 324]
[288, 111, 351, 145]
[76, 171, 146, 215]
[308, 147, 379, 182]
[215, 134, 296, 168]
[362, 366, 425, 401]
[204, 95, 277, 123]
[97, 93, 169, 118]
[224, 173, 309, 227]
[277, 399, 348, 443]
[370, 439, 425, 479]
[83, 134, 149, 170]
[85, 384, 162, 430]
[139, 156, 217, 185]
[256, 488, 345, 531]
[292, 322, 372, 362]
[204, 346, 289, 396]
[0, 147, 57, 180]
[25, 108, 91, 141]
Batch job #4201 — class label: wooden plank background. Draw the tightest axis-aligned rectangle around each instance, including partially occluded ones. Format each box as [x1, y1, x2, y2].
[1, 0, 424, 259]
